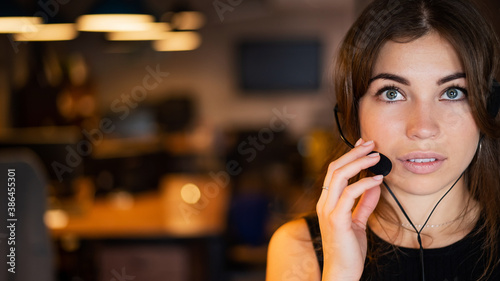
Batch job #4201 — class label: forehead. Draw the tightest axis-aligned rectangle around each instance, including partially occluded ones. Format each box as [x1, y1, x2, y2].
[372, 33, 464, 77]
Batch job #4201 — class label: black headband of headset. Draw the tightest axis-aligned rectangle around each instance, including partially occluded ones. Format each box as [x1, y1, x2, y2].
[487, 79, 500, 118]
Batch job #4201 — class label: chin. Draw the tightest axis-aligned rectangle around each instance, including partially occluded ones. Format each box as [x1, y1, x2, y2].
[384, 172, 462, 196]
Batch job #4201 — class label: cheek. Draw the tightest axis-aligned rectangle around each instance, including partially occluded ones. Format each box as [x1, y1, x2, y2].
[439, 106, 480, 147]
[440, 105, 478, 133]
[359, 108, 396, 145]
[358, 100, 372, 139]
[359, 118, 400, 151]
[452, 115, 480, 158]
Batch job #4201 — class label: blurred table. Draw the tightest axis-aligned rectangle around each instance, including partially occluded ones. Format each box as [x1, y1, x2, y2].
[48, 175, 230, 281]
[49, 174, 230, 239]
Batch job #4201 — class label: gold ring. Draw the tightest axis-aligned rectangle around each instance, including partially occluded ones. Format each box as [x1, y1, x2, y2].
[322, 186, 329, 190]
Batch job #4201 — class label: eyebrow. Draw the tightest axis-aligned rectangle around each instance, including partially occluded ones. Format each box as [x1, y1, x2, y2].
[368, 73, 409, 85]
[368, 72, 466, 86]
[437, 72, 466, 85]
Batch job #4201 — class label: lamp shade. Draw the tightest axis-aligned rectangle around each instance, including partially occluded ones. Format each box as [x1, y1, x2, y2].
[171, 11, 205, 30]
[76, 0, 155, 32]
[161, 3, 205, 31]
[0, 0, 42, 33]
[153, 31, 201, 51]
[106, 23, 171, 41]
[14, 24, 78, 41]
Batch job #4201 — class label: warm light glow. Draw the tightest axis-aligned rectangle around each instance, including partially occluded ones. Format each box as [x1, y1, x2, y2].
[109, 191, 135, 210]
[171, 11, 205, 30]
[180, 183, 201, 204]
[77, 14, 155, 32]
[106, 22, 171, 41]
[14, 23, 78, 41]
[153, 31, 201, 51]
[44, 209, 69, 229]
[0, 17, 43, 33]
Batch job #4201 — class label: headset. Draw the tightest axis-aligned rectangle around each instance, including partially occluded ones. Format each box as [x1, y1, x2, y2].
[487, 79, 500, 118]
[332, 79, 500, 281]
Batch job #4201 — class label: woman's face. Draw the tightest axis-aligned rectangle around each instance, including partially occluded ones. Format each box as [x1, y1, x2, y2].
[358, 32, 480, 195]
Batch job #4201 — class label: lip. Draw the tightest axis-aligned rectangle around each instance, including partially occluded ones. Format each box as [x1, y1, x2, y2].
[397, 152, 447, 174]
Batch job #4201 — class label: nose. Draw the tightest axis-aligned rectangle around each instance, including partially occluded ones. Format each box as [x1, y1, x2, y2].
[406, 102, 440, 140]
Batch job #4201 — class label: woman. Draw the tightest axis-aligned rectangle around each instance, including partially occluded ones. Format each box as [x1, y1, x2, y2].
[266, 0, 500, 280]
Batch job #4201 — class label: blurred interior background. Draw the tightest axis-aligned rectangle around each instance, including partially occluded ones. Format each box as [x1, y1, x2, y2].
[0, 0, 498, 280]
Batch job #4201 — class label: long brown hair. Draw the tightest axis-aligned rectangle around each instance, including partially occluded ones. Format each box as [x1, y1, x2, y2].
[331, 0, 500, 279]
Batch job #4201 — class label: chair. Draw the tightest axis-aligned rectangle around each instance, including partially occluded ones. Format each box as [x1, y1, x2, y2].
[0, 148, 54, 281]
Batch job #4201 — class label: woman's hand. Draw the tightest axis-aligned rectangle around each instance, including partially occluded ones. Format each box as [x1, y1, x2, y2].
[316, 139, 383, 281]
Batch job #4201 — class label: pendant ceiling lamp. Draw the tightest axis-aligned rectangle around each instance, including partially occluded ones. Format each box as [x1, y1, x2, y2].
[152, 31, 201, 52]
[14, 23, 78, 41]
[163, 11, 205, 31]
[161, 3, 205, 31]
[14, 13, 78, 42]
[76, 0, 155, 32]
[0, 0, 43, 34]
[149, 2, 204, 52]
[105, 22, 171, 41]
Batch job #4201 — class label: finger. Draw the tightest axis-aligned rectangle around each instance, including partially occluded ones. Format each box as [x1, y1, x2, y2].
[318, 152, 380, 213]
[332, 175, 383, 228]
[319, 140, 377, 211]
[318, 140, 378, 214]
[352, 182, 381, 228]
[322, 140, 375, 188]
[323, 153, 381, 209]
[317, 183, 329, 207]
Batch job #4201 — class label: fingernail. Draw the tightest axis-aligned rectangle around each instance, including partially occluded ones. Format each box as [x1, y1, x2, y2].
[368, 152, 379, 158]
[354, 138, 363, 147]
[373, 175, 383, 180]
[362, 140, 374, 147]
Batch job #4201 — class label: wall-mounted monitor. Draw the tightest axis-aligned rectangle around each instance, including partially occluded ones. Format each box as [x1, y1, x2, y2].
[237, 39, 322, 93]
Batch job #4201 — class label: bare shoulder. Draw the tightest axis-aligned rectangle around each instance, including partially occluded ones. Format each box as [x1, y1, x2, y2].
[266, 218, 321, 281]
[270, 218, 312, 244]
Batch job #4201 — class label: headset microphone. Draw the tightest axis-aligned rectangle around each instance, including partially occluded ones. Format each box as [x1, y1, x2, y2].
[334, 104, 392, 176]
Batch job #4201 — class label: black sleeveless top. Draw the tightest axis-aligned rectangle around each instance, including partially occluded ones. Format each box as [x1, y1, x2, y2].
[304, 214, 500, 281]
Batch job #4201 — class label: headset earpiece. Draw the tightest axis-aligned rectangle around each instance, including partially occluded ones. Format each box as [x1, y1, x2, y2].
[487, 79, 500, 118]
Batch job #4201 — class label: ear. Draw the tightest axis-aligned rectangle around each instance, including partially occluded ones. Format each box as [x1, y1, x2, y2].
[487, 79, 500, 118]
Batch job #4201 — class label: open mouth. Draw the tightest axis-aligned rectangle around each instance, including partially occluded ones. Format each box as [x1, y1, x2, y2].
[407, 158, 437, 163]
[399, 153, 446, 174]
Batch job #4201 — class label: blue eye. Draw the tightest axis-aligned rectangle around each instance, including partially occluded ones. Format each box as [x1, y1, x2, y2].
[441, 87, 467, 100]
[380, 88, 404, 101]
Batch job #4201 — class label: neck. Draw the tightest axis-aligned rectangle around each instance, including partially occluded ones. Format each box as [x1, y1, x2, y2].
[368, 177, 479, 248]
